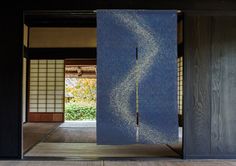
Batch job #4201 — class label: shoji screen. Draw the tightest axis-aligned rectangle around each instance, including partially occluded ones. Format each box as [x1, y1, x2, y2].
[97, 10, 178, 144]
[178, 57, 183, 116]
[29, 59, 65, 122]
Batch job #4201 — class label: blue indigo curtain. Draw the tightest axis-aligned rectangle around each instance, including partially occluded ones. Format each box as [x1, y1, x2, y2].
[97, 10, 178, 145]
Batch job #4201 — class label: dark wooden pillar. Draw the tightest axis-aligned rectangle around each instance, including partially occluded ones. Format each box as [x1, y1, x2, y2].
[184, 12, 236, 159]
[0, 9, 23, 158]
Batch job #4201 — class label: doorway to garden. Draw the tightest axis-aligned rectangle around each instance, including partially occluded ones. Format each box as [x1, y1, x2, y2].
[36, 59, 97, 144]
[58, 59, 97, 143]
[23, 10, 183, 159]
[64, 59, 96, 122]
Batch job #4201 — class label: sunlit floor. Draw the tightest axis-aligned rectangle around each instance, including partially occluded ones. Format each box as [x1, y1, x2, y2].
[43, 121, 96, 143]
[23, 121, 182, 158]
[24, 143, 179, 158]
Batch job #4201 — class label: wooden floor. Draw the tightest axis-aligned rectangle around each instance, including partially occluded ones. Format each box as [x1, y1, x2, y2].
[44, 127, 96, 143]
[23, 123, 60, 153]
[24, 122, 182, 159]
[25, 143, 179, 158]
[1, 160, 236, 166]
[18, 123, 236, 165]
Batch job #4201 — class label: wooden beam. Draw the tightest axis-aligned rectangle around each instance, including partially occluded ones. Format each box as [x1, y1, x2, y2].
[65, 60, 96, 65]
[28, 48, 96, 59]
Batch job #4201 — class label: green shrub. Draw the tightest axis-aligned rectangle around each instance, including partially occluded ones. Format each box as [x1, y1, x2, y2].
[65, 102, 96, 121]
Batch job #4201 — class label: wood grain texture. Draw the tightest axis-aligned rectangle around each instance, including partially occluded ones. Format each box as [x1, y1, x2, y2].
[210, 16, 223, 155]
[211, 16, 236, 154]
[184, 15, 212, 156]
[184, 14, 236, 158]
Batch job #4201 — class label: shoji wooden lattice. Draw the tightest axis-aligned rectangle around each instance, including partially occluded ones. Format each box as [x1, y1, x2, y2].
[29, 60, 65, 113]
[178, 56, 183, 115]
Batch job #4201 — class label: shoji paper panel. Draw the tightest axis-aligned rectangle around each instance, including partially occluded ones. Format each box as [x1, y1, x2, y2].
[29, 60, 64, 113]
[138, 11, 178, 144]
[97, 11, 137, 144]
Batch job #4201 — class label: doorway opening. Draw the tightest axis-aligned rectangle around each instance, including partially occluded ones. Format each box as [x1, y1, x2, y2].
[22, 10, 184, 159]
[65, 59, 96, 122]
[41, 59, 97, 143]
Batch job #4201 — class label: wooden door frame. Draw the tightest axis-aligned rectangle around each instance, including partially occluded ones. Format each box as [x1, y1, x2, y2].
[23, 10, 184, 159]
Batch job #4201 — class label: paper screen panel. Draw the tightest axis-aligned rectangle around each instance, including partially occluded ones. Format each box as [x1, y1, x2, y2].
[29, 59, 64, 113]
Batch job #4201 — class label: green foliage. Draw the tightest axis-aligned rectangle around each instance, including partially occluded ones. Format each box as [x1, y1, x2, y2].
[65, 102, 96, 121]
[65, 78, 96, 121]
[66, 78, 96, 103]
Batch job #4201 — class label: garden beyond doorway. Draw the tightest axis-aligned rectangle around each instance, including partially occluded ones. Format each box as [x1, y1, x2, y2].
[65, 60, 96, 121]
